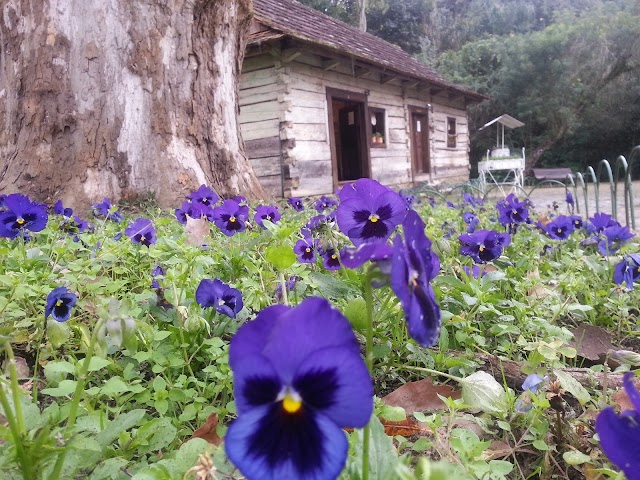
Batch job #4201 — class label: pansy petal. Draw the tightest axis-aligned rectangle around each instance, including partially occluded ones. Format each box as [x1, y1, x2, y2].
[596, 407, 640, 479]
[294, 346, 373, 427]
[261, 297, 360, 383]
[229, 304, 290, 368]
[225, 405, 349, 480]
[232, 354, 282, 414]
[623, 372, 640, 412]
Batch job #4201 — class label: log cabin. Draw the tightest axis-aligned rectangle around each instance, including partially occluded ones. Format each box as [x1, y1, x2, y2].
[240, 0, 487, 197]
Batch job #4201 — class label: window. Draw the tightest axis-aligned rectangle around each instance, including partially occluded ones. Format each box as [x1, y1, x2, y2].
[369, 108, 386, 147]
[447, 117, 457, 148]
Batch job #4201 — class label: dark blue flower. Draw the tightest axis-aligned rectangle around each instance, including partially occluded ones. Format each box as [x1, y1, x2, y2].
[276, 275, 301, 301]
[225, 297, 373, 480]
[340, 241, 393, 271]
[152, 265, 165, 278]
[125, 217, 156, 247]
[390, 210, 441, 347]
[293, 238, 317, 263]
[196, 278, 243, 318]
[53, 200, 73, 218]
[539, 215, 575, 240]
[288, 197, 305, 212]
[336, 179, 406, 246]
[463, 212, 480, 233]
[586, 212, 620, 234]
[187, 184, 219, 207]
[403, 194, 416, 209]
[463, 192, 483, 208]
[516, 374, 547, 412]
[461, 265, 486, 279]
[598, 225, 634, 255]
[213, 200, 248, 236]
[496, 194, 529, 228]
[254, 205, 281, 228]
[91, 198, 123, 223]
[613, 254, 640, 289]
[595, 372, 640, 479]
[320, 247, 342, 270]
[570, 215, 583, 229]
[0, 193, 49, 239]
[566, 192, 574, 207]
[459, 229, 511, 263]
[314, 195, 338, 212]
[45, 287, 77, 322]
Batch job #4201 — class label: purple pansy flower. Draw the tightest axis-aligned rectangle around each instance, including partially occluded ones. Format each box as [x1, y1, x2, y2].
[461, 265, 486, 279]
[613, 254, 640, 289]
[45, 286, 77, 322]
[196, 278, 243, 319]
[254, 205, 281, 228]
[570, 215, 583, 229]
[293, 238, 317, 264]
[458, 229, 511, 263]
[595, 372, 640, 480]
[91, 197, 123, 223]
[320, 247, 342, 270]
[213, 199, 248, 236]
[463, 212, 480, 233]
[288, 197, 305, 212]
[516, 374, 548, 412]
[275, 275, 301, 301]
[53, 200, 73, 218]
[539, 215, 575, 240]
[340, 242, 394, 272]
[586, 212, 620, 234]
[336, 178, 407, 246]
[125, 217, 156, 247]
[496, 194, 529, 229]
[0, 193, 49, 239]
[224, 297, 373, 480]
[314, 195, 338, 212]
[390, 210, 441, 347]
[187, 184, 219, 207]
[598, 225, 635, 255]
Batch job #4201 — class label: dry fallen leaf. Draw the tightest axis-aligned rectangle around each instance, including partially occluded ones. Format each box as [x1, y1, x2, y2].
[382, 377, 461, 414]
[185, 216, 211, 246]
[191, 413, 224, 446]
[380, 417, 432, 437]
[569, 325, 614, 362]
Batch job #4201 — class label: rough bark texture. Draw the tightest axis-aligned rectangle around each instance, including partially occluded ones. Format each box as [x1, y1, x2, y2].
[0, 0, 265, 210]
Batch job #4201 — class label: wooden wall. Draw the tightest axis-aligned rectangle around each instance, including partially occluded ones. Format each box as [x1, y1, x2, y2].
[239, 48, 472, 197]
[239, 55, 284, 196]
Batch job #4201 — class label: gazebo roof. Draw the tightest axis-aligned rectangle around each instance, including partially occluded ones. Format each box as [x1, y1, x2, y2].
[479, 114, 525, 130]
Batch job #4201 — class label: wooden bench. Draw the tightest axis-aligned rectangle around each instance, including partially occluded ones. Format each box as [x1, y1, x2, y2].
[532, 168, 573, 181]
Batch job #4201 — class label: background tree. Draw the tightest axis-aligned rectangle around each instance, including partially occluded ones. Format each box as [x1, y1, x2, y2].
[0, 0, 265, 210]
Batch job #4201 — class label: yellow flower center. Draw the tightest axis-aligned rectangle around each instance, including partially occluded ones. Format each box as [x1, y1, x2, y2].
[557, 228, 562, 234]
[331, 254, 337, 260]
[16, 217, 25, 225]
[305, 248, 311, 253]
[282, 392, 302, 413]
[56, 300, 63, 307]
[141, 235, 146, 242]
[369, 213, 380, 223]
[267, 215, 271, 220]
[230, 216, 236, 222]
[479, 245, 485, 252]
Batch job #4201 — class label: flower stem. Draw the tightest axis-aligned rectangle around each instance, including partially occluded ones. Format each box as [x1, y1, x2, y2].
[31, 319, 48, 404]
[0, 341, 33, 479]
[49, 317, 105, 480]
[279, 271, 289, 306]
[361, 273, 375, 480]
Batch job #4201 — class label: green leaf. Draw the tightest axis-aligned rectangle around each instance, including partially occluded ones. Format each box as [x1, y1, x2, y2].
[553, 370, 591, 405]
[460, 371, 506, 413]
[95, 409, 147, 449]
[378, 404, 406, 422]
[47, 319, 71, 348]
[87, 356, 112, 372]
[100, 376, 131, 396]
[41, 379, 77, 397]
[343, 297, 368, 333]
[89, 457, 130, 480]
[563, 450, 592, 465]
[265, 245, 296, 271]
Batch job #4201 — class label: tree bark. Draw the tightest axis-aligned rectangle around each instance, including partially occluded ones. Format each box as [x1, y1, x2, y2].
[0, 0, 265, 210]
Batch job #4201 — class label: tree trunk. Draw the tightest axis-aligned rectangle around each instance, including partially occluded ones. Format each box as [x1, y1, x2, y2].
[356, 0, 367, 31]
[0, 0, 265, 211]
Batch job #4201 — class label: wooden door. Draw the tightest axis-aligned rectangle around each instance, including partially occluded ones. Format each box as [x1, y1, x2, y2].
[410, 109, 430, 175]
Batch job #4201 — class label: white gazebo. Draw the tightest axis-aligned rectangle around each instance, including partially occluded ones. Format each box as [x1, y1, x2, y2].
[477, 114, 526, 194]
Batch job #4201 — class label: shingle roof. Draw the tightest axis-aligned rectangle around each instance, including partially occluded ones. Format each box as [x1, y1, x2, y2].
[251, 0, 486, 102]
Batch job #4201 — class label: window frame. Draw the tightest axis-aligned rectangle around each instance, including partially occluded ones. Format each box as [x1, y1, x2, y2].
[369, 107, 387, 148]
[447, 117, 457, 148]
